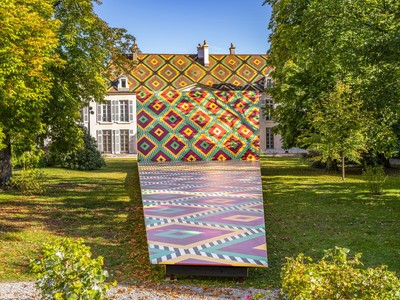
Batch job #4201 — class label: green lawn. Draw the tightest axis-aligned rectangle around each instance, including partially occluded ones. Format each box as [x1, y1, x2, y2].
[0, 157, 399, 288]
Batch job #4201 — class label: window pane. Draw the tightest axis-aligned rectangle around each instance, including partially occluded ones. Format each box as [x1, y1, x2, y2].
[266, 128, 274, 149]
[120, 100, 129, 122]
[103, 130, 112, 153]
[120, 129, 129, 153]
[102, 101, 111, 122]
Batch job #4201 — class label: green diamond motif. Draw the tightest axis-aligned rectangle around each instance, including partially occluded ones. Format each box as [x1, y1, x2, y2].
[200, 141, 209, 149]
[166, 91, 175, 98]
[141, 142, 150, 150]
[230, 141, 239, 149]
[171, 141, 180, 150]
[139, 115, 149, 123]
[169, 115, 177, 123]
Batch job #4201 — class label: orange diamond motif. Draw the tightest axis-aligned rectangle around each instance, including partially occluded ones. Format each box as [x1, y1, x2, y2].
[144, 55, 165, 71]
[184, 64, 207, 82]
[159, 64, 179, 82]
[131, 64, 152, 82]
[210, 64, 231, 82]
[237, 64, 257, 81]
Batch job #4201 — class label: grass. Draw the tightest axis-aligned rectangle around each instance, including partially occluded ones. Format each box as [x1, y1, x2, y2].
[0, 157, 399, 289]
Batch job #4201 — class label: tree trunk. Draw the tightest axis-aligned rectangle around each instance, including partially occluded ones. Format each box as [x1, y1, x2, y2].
[341, 154, 345, 181]
[0, 135, 12, 187]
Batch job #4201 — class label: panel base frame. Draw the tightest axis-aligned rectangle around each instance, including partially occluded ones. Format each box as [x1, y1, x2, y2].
[165, 265, 248, 279]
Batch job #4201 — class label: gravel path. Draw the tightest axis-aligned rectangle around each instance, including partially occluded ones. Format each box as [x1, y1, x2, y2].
[0, 282, 279, 300]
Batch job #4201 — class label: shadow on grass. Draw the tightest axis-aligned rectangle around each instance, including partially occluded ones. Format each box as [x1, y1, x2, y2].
[250, 158, 400, 288]
[0, 160, 163, 282]
[1, 157, 399, 287]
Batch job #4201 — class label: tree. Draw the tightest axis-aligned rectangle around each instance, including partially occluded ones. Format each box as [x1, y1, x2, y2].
[265, 0, 400, 165]
[44, 0, 134, 157]
[299, 81, 367, 180]
[0, 0, 135, 186]
[0, 0, 60, 186]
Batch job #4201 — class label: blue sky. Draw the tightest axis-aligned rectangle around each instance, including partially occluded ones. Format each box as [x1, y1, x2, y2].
[94, 0, 272, 55]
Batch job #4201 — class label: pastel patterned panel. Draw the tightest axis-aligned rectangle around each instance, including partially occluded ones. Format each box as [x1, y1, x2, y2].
[139, 160, 268, 267]
[137, 90, 260, 162]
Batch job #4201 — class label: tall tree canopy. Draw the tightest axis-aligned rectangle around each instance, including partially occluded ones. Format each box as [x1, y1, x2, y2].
[0, 0, 135, 186]
[265, 0, 400, 165]
[0, 0, 60, 185]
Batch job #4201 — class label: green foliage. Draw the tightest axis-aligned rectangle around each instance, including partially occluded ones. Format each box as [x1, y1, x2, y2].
[363, 165, 387, 195]
[31, 238, 114, 300]
[265, 0, 400, 159]
[299, 81, 367, 179]
[281, 247, 400, 300]
[45, 0, 135, 156]
[8, 168, 46, 195]
[0, 0, 135, 185]
[56, 127, 105, 170]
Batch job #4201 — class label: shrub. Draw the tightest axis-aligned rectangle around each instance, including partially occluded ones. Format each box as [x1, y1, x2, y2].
[31, 238, 115, 300]
[47, 126, 105, 170]
[8, 168, 46, 195]
[363, 164, 387, 195]
[280, 247, 400, 300]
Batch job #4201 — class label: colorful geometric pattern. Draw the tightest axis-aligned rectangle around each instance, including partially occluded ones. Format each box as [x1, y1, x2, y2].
[138, 160, 268, 267]
[137, 91, 260, 162]
[108, 54, 271, 93]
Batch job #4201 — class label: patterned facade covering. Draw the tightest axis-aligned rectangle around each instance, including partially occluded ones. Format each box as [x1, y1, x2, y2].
[137, 90, 260, 163]
[108, 53, 271, 94]
[139, 160, 268, 267]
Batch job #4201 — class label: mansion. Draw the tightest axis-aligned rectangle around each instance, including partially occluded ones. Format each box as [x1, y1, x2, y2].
[82, 41, 304, 155]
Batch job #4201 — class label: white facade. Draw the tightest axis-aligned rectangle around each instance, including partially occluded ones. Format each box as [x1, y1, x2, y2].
[82, 92, 137, 154]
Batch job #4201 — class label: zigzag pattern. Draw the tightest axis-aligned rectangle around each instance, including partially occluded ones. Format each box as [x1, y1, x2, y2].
[139, 160, 268, 267]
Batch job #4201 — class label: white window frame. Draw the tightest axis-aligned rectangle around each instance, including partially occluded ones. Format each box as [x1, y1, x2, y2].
[119, 100, 129, 122]
[118, 76, 129, 91]
[265, 76, 274, 89]
[264, 98, 274, 121]
[97, 101, 112, 123]
[266, 128, 275, 149]
[120, 129, 129, 153]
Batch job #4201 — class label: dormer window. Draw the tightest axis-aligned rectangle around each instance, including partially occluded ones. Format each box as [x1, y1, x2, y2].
[118, 76, 129, 91]
[121, 78, 127, 88]
[265, 76, 274, 88]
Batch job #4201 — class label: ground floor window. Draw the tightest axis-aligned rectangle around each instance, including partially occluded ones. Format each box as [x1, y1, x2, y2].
[266, 128, 274, 149]
[96, 129, 135, 154]
[120, 129, 129, 153]
[102, 130, 112, 153]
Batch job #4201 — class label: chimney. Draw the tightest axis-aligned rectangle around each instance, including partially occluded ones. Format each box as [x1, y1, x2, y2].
[202, 40, 209, 67]
[131, 39, 138, 62]
[197, 43, 203, 60]
[229, 43, 236, 55]
[197, 40, 209, 67]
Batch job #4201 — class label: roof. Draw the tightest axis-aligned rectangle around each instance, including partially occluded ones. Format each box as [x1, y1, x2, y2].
[108, 53, 271, 94]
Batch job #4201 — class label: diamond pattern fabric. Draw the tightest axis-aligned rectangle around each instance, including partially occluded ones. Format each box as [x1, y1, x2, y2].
[137, 90, 260, 162]
[108, 54, 271, 93]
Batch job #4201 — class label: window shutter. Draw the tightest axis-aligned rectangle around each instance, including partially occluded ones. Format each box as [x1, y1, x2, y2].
[83, 107, 88, 123]
[115, 100, 120, 122]
[114, 130, 120, 154]
[129, 129, 136, 153]
[97, 130, 103, 152]
[111, 100, 116, 122]
[129, 100, 134, 122]
[97, 104, 102, 122]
